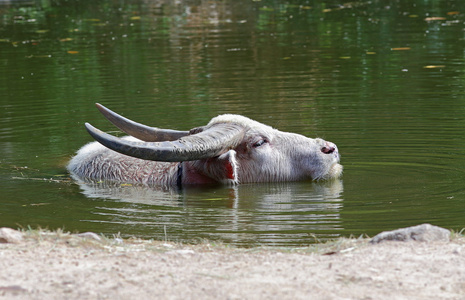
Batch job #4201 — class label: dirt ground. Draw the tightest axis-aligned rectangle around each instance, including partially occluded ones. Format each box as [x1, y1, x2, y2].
[1, 228, 465, 300]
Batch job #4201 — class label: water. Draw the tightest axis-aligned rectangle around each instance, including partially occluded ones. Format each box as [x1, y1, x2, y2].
[1, 0, 465, 246]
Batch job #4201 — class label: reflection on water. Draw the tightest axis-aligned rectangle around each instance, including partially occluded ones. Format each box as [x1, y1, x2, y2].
[74, 179, 344, 246]
[1, 0, 465, 246]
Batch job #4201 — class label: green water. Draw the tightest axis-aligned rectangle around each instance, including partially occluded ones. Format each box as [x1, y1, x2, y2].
[1, 0, 465, 246]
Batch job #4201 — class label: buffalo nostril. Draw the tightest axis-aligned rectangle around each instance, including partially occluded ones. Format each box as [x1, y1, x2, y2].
[321, 146, 335, 154]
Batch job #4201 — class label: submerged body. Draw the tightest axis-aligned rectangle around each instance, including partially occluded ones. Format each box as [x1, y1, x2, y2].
[68, 105, 342, 187]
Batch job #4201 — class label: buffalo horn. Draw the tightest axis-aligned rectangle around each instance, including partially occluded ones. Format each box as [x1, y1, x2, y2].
[95, 103, 189, 142]
[85, 122, 245, 162]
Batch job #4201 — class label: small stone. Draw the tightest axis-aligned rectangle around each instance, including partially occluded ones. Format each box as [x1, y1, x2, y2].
[76, 232, 102, 241]
[0, 228, 24, 244]
[452, 247, 463, 255]
[370, 224, 450, 244]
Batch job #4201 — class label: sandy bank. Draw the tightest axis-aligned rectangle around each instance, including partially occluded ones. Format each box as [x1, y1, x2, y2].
[0, 227, 464, 299]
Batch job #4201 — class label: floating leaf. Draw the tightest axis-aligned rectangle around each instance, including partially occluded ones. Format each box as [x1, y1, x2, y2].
[36, 30, 49, 34]
[60, 38, 73, 42]
[424, 17, 446, 21]
[391, 47, 411, 51]
[339, 56, 351, 59]
[26, 55, 52, 58]
[447, 11, 460, 15]
[366, 51, 376, 55]
[67, 50, 79, 54]
[423, 65, 445, 69]
[85, 19, 101, 22]
[130, 16, 141, 20]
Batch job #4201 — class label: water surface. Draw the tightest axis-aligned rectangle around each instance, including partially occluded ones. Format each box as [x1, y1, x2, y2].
[1, 0, 465, 246]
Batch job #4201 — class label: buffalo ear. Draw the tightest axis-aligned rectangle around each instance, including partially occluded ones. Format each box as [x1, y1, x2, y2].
[193, 150, 239, 185]
[216, 150, 239, 185]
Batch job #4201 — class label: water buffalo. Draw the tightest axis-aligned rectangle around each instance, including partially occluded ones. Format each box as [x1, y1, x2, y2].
[68, 104, 342, 187]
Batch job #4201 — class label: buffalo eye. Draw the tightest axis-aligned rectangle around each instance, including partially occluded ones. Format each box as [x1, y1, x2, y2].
[252, 139, 268, 148]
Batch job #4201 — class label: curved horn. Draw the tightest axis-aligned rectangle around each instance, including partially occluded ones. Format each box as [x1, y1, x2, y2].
[85, 122, 245, 162]
[95, 103, 189, 142]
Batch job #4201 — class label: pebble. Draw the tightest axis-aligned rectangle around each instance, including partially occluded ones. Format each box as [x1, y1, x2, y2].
[370, 223, 450, 244]
[0, 228, 24, 244]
